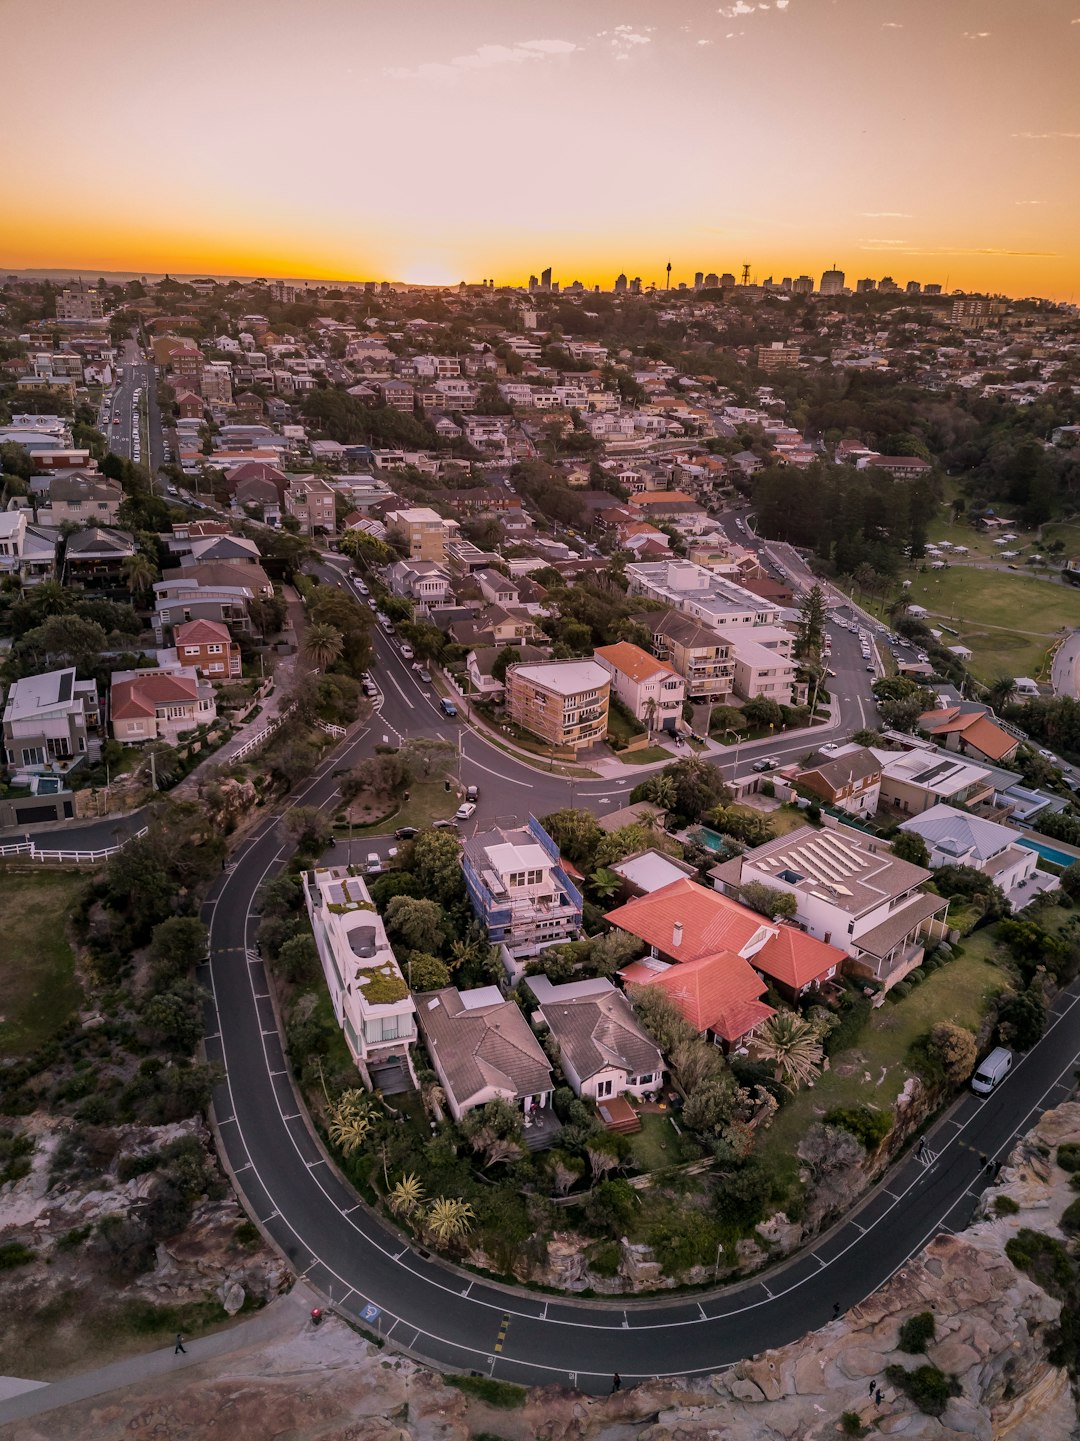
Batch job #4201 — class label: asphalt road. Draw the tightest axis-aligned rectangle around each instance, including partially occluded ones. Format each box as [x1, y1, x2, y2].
[193, 561, 1080, 1388]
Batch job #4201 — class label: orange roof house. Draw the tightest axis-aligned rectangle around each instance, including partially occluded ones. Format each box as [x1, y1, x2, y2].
[917, 707, 1019, 764]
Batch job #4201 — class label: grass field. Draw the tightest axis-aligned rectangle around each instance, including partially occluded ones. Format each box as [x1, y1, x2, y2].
[756, 929, 1009, 1188]
[901, 566, 1080, 681]
[619, 745, 677, 765]
[0, 871, 86, 1057]
[339, 779, 458, 835]
[628, 1111, 702, 1172]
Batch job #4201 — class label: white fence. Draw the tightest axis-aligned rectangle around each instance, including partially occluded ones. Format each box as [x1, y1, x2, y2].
[315, 719, 347, 739]
[0, 825, 150, 865]
[229, 703, 297, 762]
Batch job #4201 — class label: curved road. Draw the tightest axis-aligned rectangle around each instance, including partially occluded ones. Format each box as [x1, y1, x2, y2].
[197, 580, 1080, 1391]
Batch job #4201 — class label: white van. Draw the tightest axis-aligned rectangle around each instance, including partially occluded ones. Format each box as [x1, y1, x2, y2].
[971, 1046, 1012, 1096]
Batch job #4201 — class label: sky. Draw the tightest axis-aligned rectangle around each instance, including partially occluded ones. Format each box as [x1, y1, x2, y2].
[4, 0, 1079, 299]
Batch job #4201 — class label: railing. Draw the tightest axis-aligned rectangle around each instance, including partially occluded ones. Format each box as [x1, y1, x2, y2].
[229, 702, 297, 761]
[316, 719, 347, 739]
[0, 825, 150, 864]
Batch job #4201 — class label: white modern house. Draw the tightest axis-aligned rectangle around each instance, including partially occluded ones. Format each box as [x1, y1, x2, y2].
[3, 667, 100, 780]
[897, 804, 1054, 910]
[304, 867, 417, 1094]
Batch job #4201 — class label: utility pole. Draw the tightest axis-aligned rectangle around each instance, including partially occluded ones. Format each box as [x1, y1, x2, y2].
[149, 747, 157, 791]
[666, 260, 671, 290]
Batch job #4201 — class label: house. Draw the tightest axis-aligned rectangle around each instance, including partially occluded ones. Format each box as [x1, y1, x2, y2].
[385, 507, 459, 561]
[610, 848, 697, 896]
[284, 474, 336, 535]
[877, 746, 997, 817]
[385, 559, 451, 607]
[594, 642, 686, 735]
[462, 817, 583, 966]
[855, 455, 932, 479]
[465, 642, 548, 701]
[37, 472, 123, 526]
[710, 823, 950, 991]
[796, 746, 882, 817]
[173, 618, 242, 679]
[644, 610, 735, 703]
[528, 976, 664, 1102]
[63, 526, 136, 579]
[897, 804, 1051, 910]
[474, 568, 519, 607]
[415, 985, 554, 1131]
[234, 474, 282, 524]
[506, 659, 610, 753]
[110, 667, 217, 744]
[304, 866, 417, 1093]
[917, 706, 1020, 765]
[0, 511, 57, 585]
[2, 668, 100, 779]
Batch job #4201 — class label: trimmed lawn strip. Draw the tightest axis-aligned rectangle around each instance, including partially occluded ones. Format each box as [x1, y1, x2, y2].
[337, 780, 458, 835]
[628, 1111, 703, 1172]
[0, 871, 86, 1057]
[619, 746, 677, 765]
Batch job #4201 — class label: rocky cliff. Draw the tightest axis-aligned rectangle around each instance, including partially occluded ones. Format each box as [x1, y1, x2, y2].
[6, 1104, 1080, 1441]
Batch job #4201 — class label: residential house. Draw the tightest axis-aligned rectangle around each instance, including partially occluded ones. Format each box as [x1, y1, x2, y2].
[710, 823, 949, 991]
[0, 511, 57, 585]
[506, 659, 610, 753]
[855, 455, 933, 479]
[465, 642, 547, 701]
[284, 474, 336, 535]
[63, 527, 136, 580]
[385, 507, 460, 561]
[2, 668, 100, 778]
[36, 472, 123, 527]
[474, 568, 519, 607]
[645, 610, 734, 703]
[528, 976, 664, 1102]
[877, 746, 997, 817]
[449, 605, 544, 651]
[233, 474, 283, 525]
[173, 618, 243, 679]
[152, 579, 257, 644]
[917, 706, 1021, 766]
[610, 848, 698, 896]
[462, 817, 583, 965]
[898, 804, 1051, 910]
[110, 667, 217, 744]
[593, 641, 686, 735]
[304, 866, 417, 1092]
[386, 559, 451, 608]
[796, 746, 882, 817]
[415, 985, 554, 1132]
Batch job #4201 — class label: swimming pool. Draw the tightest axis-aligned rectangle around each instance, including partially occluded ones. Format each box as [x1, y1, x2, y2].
[692, 827, 734, 855]
[1016, 836, 1078, 870]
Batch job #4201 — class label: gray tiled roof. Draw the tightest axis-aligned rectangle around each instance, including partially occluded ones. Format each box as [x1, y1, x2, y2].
[415, 987, 552, 1110]
[534, 981, 662, 1083]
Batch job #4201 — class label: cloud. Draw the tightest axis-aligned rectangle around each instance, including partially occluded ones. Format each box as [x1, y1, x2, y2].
[386, 38, 578, 80]
[881, 21, 903, 28]
[1012, 131, 1080, 140]
[604, 24, 654, 59]
[962, 31, 991, 38]
[717, 0, 787, 15]
[1014, 199, 1048, 205]
[697, 38, 713, 45]
[862, 211, 911, 218]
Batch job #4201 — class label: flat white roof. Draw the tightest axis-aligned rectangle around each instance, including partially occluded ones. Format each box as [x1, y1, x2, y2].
[510, 660, 610, 695]
[486, 841, 550, 873]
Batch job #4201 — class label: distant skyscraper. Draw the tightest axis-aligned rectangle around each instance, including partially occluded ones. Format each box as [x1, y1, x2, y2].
[819, 266, 845, 295]
[528, 274, 538, 292]
[704, 272, 719, 289]
[856, 278, 877, 293]
[694, 271, 704, 289]
[780, 277, 793, 291]
[792, 275, 813, 296]
[720, 272, 736, 290]
[924, 283, 942, 295]
[905, 280, 922, 294]
[614, 272, 627, 293]
[629, 277, 642, 294]
[540, 267, 552, 291]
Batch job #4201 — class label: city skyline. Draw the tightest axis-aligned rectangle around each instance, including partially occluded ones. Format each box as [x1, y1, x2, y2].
[4, 0, 1079, 301]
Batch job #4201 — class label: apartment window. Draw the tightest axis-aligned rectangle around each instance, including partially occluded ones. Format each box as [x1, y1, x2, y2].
[207, 644, 223, 654]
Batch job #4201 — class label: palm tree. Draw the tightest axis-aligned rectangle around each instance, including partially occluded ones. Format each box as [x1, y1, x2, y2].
[756, 1012, 824, 1092]
[326, 1089, 376, 1156]
[987, 675, 1016, 713]
[448, 936, 486, 974]
[588, 867, 622, 903]
[423, 1196, 474, 1246]
[303, 623, 344, 671]
[122, 551, 157, 598]
[642, 773, 677, 813]
[643, 695, 658, 739]
[388, 1173, 425, 1217]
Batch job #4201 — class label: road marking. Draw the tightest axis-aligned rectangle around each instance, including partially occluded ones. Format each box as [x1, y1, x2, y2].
[494, 1312, 510, 1353]
[384, 670, 415, 709]
[462, 754, 534, 787]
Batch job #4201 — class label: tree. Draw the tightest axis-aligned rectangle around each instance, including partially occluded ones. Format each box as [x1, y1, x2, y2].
[891, 830, 930, 867]
[987, 675, 1017, 713]
[585, 1132, 630, 1181]
[491, 646, 520, 685]
[423, 1196, 474, 1246]
[682, 1075, 738, 1138]
[20, 614, 108, 674]
[926, 1022, 978, 1085]
[384, 896, 446, 954]
[138, 741, 181, 790]
[275, 934, 320, 984]
[627, 984, 698, 1057]
[739, 881, 798, 921]
[711, 807, 775, 847]
[540, 808, 604, 867]
[122, 551, 157, 598]
[547, 1149, 585, 1196]
[638, 773, 677, 812]
[148, 917, 208, 984]
[279, 805, 332, 855]
[757, 1012, 824, 1091]
[795, 583, 827, 661]
[303, 622, 345, 671]
[460, 1099, 525, 1168]
[663, 757, 731, 824]
[997, 983, 1047, 1051]
[1058, 862, 1080, 900]
[405, 952, 450, 991]
[588, 867, 622, 903]
[743, 696, 785, 731]
[400, 737, 456, 783]
[341, 751, 411, 803]
[411, 828, 467, 906]
[388, 1173, 425, 1217]
[327, 1090, 376, 1156]
[141, 984, 204, 1054]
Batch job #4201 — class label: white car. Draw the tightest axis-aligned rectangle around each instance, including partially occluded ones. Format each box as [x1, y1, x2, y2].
[1038, 749, 1058, 764]
[365, 852, 384, 874]
[399, 644, 415, 661]
[454, 802, 477, 821]
[820, 742, 841, 753]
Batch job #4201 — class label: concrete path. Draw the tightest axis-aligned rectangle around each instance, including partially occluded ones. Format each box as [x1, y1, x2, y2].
[1051, 630, 1080, 700]
[0, 1285, 316, 1427]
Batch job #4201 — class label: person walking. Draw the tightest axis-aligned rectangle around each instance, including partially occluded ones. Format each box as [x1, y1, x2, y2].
[612, 1373, 621, 1392]
[875, 1388, 884, 1406]
[174, 1333, 186, 1355]
[833, 1301, 842, 1319]
[868, 1380, 876, 1396]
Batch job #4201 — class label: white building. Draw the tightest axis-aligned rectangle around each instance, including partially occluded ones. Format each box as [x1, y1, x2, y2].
[593, 641, 686, 734]
[528, 975, 664, 1102]
[897, 804, 1053, 910]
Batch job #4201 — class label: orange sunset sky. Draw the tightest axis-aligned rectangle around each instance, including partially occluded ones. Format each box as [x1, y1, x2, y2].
[5, 0, 1079, 299]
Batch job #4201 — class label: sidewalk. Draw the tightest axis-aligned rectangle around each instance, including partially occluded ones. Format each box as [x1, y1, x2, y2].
[0, 1285, 316, 1427]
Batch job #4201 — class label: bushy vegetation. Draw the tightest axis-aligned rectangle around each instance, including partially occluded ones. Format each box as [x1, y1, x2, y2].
[883, 1363, 960, 1417]
[445, 1374, 527, 1408]
[898, 1310, 936, 1354]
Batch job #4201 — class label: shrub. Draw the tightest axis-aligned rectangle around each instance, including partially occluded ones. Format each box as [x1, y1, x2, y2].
[824, 993, 872, 1056]
[588, 1240, 622, 1278]
[0, 1241, 35, 1270]
[825, 1105, 892, 1152]
[889, 981, 912, 1001]
[445, 1375, 527, 1408]
[1005, 1228, 1075, 1299]
[234, 1220, 260, 1248]
[898, 1310, 936, 1354]
[0, 1129, 33, 1185]
[1060, 1199, 1080, 1236]
[840, 1413, 869, 1438]
[884, 1363, 960, 1417]
[993, 1195, 1020, 1217]
[1057, 1143, 1080, 1173]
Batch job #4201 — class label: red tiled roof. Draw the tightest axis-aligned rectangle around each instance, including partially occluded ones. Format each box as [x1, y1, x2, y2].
[918, 708, 1017, 761]
[755, 925, 840, 991]
[621, 952, 773, 1041]
[175, 618, 232, 646]
[594, 641, 679, 685]
[112, 673, 198, 720]
[605, 876, 766, 964]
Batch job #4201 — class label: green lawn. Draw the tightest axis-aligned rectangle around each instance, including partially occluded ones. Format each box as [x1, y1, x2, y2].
[338, 780, 458, 836]
[900, 566, 1079, 681]
[0, 871, 86, 1057]
[756, 932, 1009, 1177]
[628, 1111, 702, 1173]
[619, 745, 676, 766]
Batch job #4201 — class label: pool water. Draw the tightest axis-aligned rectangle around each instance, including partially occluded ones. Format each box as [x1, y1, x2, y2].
[692, 827, 734, 855]
[1016, 836, 1077, 869]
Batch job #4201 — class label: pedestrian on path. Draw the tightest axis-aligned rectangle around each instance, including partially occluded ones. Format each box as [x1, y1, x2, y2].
[868, 1380, 876, 1396]
[174, 1333, 186, 1354]
[986, 1156, 995, 1175]
[875, 1388, 884, 1406]
[915, 1137, 926, 1160]
[833, 1301, 842, 1319]
[612, 1372, 621, 1392]
[979, 1153, 988, 1169]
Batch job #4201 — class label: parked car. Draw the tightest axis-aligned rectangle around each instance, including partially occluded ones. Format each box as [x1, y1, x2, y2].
[454, 802, 477, 821]
[395, 826, 419, 840]
[418, 668, 432, 683]
[971, 1046, 1012, 1096]
[439, 697, 458, 717]
[365, 852, 384, 875]
[464, 784, 479, 802]
[751, 758, 777, 773]
[820, 742, 840, 754]
[399, 644, 415, 661]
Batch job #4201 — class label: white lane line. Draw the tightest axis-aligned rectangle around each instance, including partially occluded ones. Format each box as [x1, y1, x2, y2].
[465, 755, 534, 787]
[384, 670, 415, 709]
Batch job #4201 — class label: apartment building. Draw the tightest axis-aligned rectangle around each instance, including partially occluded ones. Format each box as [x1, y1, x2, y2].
[462, 817, 583, 964]
[710, 823, 949, 991]
[593, 641, 686, 734]
[385, 507, 460, 562]
[755, 342, 801, 371]
[304, 866, 417, 1092]
[626, 560, 784, 633]
[505, 658, 610, 753]
[644, 610, 735, 703]
[173, 618, 243, 679]
[55, 286, 105, 322]
[284, 474, 336, 535]
[110, 666, 217, 744]
[3, 668, 100, 778]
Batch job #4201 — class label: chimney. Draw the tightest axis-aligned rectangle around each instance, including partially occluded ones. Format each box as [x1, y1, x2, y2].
[672, 921, 683, 950]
